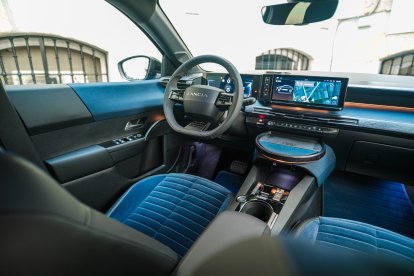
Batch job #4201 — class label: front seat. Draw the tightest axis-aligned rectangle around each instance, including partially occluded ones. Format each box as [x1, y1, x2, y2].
[0, 151, 232, 275]
[294, 216, 414, 260]
[106, 173, 233, 258]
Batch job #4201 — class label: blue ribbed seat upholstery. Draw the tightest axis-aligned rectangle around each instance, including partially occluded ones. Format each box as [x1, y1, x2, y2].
[107, 173, 233, 257]
[295, 216, 414, 260]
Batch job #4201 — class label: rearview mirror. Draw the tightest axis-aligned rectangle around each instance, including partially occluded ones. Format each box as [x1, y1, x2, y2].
[118, 55, 161, 81]
[262, 0, 338, 25]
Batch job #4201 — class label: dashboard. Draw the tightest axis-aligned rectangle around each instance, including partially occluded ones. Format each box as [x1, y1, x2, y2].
[203, 71, 414, 138]
[206, 72, 348, 111]
[203, 70, 414, 186]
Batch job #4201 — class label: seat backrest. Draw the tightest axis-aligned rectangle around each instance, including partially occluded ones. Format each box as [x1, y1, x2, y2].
[0, 152, 178, 275]
[0, 82, 47, 171]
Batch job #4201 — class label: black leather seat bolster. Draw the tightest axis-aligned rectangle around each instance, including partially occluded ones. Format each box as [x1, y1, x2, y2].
[0, 153, 178, 275]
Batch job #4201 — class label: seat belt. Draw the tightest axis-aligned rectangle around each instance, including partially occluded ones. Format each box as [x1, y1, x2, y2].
[0, 81, 47, 171]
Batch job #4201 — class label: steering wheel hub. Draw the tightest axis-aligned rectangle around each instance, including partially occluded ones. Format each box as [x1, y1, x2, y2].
[183, 85, 222, 119]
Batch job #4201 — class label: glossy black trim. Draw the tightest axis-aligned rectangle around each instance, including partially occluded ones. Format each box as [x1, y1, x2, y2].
[346, 84, 414, 108]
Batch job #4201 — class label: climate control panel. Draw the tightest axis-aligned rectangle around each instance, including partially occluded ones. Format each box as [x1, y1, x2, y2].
[247, 115, 339, 136]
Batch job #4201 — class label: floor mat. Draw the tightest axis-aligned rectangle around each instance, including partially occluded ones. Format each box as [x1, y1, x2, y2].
[213, 147, 253, 177]
[324, 171, 414, 239]
[214, 171, 245, 195]
[186, 142, 222, 180]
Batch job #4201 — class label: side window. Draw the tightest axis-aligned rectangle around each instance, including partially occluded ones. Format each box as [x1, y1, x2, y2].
[0, 0, 162, 85]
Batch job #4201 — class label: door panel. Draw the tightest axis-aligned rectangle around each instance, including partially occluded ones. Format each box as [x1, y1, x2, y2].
[5, 81, 179, 211]
[46, 144, 114, 183]
[68, 80, 164, 120]
[6, 85, 93, 135]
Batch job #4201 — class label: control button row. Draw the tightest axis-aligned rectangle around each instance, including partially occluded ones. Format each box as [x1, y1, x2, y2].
[266, 120, 338, 134]
[112, 133, 143, 145]
[261, 76, 272, 98]
[216, 93, 233, 106]
[169, 89, 184, 101]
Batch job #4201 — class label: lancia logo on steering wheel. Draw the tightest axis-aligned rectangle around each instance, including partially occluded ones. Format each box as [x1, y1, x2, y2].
[186, 91, 208, 98]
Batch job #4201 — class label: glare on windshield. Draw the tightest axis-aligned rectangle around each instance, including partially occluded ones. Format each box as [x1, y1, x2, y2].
[160, 0, 414, 77]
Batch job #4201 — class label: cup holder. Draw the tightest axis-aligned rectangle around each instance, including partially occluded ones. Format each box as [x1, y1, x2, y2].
[240, 200, 273, 222]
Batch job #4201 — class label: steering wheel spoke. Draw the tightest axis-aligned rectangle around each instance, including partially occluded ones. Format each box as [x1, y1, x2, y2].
[169, 89, 185, 102]
[184, 121, 211, 131]
[215, 92, 234, 109]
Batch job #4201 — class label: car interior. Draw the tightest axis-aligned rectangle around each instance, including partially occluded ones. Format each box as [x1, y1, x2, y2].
[1, 0, 414, 275]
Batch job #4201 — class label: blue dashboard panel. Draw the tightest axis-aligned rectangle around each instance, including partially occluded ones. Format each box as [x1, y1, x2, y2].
[69, 80, 164, 121]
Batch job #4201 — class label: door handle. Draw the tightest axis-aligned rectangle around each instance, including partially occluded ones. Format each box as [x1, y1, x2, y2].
[125, 117, 146, 131]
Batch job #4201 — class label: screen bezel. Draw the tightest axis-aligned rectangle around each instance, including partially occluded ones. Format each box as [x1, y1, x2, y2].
[269, 74, 349, 111]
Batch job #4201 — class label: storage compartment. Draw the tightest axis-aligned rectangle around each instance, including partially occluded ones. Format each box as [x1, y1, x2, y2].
[346, 141, 414, 184]
[236, 180, 291, 228]
[240, 200, 273, 222]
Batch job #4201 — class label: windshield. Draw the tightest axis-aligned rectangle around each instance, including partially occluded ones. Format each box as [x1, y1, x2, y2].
[160, 0, 414, 77]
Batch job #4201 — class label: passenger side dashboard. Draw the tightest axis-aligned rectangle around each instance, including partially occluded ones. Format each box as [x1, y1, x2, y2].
[203, 71, 414, 185]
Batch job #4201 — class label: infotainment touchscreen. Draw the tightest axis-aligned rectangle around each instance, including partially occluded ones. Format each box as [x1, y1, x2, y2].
[270, 75, 348, 110]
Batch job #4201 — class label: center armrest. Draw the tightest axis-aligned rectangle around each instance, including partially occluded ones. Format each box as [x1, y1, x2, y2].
[175, 211, 270, 276]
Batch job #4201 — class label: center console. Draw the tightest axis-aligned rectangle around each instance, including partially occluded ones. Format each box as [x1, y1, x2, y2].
[236, 182, 289, 228]
[205, 72, 342, 234]
[231, 131, 336, 235]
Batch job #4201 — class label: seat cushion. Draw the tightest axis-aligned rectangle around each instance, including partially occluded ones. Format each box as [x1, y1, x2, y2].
[294, 217, 414, 260]
[107, 173, 233, 257]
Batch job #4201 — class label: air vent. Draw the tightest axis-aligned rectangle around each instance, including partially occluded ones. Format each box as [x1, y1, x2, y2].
[159, 77, 170, 87]
[178, 80, 192, 90]
[159, 77, 193, 89]
[253, 107, 272, 115]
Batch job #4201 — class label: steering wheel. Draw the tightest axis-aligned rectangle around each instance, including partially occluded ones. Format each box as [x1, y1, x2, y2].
[164, 55, 243, 139]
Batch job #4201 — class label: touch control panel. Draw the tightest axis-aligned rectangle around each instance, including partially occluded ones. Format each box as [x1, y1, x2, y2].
[266, 120, 339, 135]
[258, 74, 348, 111]
[249, 116, 339, 136]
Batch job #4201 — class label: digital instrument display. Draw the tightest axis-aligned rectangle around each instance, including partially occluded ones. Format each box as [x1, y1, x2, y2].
[207, 73, 259, 97]
[267, 75, 348, 110]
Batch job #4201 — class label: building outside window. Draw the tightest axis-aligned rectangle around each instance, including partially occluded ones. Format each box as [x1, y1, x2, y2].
[0, 33, 108, 85]
[0, 0, 162, 85]
[255, 48, 311, 71]
[380, 51, 414, 76]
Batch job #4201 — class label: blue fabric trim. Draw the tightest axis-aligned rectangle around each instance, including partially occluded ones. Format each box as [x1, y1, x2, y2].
[106, 174, 166, 221]
[297, 145, 336, 187]
[107, 173, 232, 258]
[296, 218, 320, 242]
[296, 217, 414, 260]
[68, 80, 164, 121]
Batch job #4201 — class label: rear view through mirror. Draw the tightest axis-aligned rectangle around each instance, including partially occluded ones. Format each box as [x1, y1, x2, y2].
[262, 0, 338, 25]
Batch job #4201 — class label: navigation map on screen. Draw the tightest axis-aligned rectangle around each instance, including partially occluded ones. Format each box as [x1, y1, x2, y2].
[272, 76, 345, 108]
